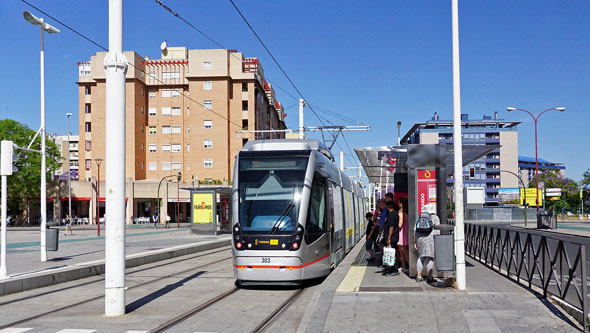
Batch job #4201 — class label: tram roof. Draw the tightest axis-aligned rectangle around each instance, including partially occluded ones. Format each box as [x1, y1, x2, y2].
[241, 139, 334, 161]
[354, 144, 499, 184]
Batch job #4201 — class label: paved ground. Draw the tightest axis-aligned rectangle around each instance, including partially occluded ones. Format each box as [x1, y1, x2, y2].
[298, 239, 582, 332]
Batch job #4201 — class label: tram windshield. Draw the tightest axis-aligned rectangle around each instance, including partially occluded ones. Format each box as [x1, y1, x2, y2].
[238, 154, 309, 235]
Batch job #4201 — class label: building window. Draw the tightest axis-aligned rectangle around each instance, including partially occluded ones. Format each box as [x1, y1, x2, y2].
[171, 126, 181, 134]
[85, 122, 91, 132]
[162, 144, 171, 152]
[162, 71, 180, 80]
[242, 119, 248, 130]
[141, 88, 144, 96]
[141, 143, 144, 151]
[242, 100, 248, 111]
[140, 106, 144, 114]
[242, 82, 248, 92]
[85, 86, 91, 95]
[172, 162, 181, 170]
[162, 162, 171, 171]
[149, 162, 157, 171]
[186, 126, 191, 134]
[85, 159, 92, 170]
[148, 72, 156, 80]
[172, 107, 181, 116]
[172, 144, 181, 152]
[186, 107, 190, 116]
[148, 90, 156, 98]
[141, 161, 144, 170]
[162, 107, 172, 116]
[148, 144, 157, 152]
[171, 89, 181, 97]
[162, 89, 171, 98]
[162, 126, 171, 134]
[149, 126, 157, 134]
[187, 162, 191, 170]
[204, 120, 212, 129]
[204, 81, 212, 90]
[204, 158, 213, 168]
[85, 140, 91, 151]
[187, 144, 191, 152]
[203, 61, 212, 70]
[204, 100, 212, 110]
[242, 138, 248, 146]
[85, 104, 91, 114]
[148, 108, 156, 116]
[141, 125, 145, 133]
[204, 139, 212, 148]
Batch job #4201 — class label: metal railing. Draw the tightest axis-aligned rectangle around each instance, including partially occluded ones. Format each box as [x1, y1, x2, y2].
[465, 222, 588, 331]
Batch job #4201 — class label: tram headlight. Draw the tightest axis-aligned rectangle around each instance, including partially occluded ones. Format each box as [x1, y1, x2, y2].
[233, 223, 244, 251]
[290, 223, 304, 251]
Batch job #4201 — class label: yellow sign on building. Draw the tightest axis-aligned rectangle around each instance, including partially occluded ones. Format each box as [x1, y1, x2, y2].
[192, 192, 214, 224]
[520, 188, 543, 206]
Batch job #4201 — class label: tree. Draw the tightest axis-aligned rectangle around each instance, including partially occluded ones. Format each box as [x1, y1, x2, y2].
[0, 119, 62, 222]
[582, 169, 590, 190]
[529, 170, 580, 211]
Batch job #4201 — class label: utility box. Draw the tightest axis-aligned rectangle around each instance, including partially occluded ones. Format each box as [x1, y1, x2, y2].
[434, 224, 455, 271]
[464, 187, 485, 209]
[46, 227, 59, 251]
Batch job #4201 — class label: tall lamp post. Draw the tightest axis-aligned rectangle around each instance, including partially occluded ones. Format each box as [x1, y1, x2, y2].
[66, 113, 72, 222]
[95, 158, 103, 236]
[23, 10, 60, 262]
[506, 107, 565, 213]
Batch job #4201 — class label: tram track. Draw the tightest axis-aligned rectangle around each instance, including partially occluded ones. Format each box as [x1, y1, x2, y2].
[0, 249, 233, 330]
[147, 286, 306, 332]
[0, 246, 231, 307]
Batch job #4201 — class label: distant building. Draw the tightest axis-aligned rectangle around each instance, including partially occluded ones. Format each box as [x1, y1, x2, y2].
[76, 45, 286, 184]
[50, 134, 79, 180]
[401, 112, 520, 206]
[518, 156, 565, 188]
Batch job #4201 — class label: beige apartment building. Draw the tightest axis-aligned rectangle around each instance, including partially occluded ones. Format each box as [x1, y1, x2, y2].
[77, 45, 286, 184]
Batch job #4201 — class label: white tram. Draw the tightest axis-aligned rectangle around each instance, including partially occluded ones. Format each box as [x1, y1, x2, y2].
[232, 140, 367, 285]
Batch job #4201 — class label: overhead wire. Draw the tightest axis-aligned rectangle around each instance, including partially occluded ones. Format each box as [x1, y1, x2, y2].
[22, 0, 244, 130]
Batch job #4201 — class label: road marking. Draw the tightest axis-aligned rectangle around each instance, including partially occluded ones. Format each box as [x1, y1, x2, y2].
[56, 330, 96, 333]
[125, 331, 148, 333]
[0, 329, 33, 333]
[336, 266, 366, 292]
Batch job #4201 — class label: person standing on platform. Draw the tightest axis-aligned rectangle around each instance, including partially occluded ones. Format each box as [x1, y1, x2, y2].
[414, 204, 440, 283]
[373, 199, 386, 258]
[365, 212, 377, 262]
[397, 197, 409, 272]
[383, 201, 400, 276]
[64, 215, 73, 236]
[153, 213, 158, 229]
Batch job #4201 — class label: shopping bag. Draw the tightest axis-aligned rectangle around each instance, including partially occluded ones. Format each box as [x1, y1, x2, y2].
[383, 246, 396, 266]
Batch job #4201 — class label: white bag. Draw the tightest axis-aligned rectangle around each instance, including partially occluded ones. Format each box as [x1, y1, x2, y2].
[383, 246, 396, 266]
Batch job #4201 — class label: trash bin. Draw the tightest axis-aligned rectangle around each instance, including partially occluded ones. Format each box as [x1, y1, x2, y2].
[536, 210, 553, 229]
[434, 224, 455, 272]
[46, 227, 59, 251]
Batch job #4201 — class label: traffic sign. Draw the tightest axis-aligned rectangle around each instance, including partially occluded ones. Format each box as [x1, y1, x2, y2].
[545, 188, 562, 197]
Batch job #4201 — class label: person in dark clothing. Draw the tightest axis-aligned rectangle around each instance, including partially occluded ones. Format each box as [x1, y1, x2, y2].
[365, 212, 377, 262]
[382, 201, 400, 276]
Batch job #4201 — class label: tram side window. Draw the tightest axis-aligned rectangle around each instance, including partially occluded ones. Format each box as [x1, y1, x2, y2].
[306, 175, 326, 244]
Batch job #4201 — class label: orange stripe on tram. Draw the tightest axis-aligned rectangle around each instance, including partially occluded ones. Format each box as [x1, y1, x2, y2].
[234, 254, 330, 270]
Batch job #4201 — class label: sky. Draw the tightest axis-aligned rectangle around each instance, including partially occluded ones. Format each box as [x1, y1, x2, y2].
[1, 1, 588, 181]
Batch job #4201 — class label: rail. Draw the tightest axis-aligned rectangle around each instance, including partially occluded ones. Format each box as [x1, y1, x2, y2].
[465, 222, 588, 331]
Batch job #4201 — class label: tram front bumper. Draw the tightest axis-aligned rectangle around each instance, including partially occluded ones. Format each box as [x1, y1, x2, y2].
[233, 256, 303, 282]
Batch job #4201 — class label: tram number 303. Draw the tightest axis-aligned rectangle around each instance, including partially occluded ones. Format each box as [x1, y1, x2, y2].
[261, 258, 271, 263]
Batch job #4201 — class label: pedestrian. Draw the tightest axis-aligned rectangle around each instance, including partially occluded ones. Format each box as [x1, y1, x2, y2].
[153, 213, 158, 229]
[414, 203, 440, 283]
[382, 200, 400, 276]
[166, 215, 171, 228]
[397, 197, 409, 271]
[373, 199, 386, 257]
[65, 215, 73, 236]
[365, 212, 377, 262]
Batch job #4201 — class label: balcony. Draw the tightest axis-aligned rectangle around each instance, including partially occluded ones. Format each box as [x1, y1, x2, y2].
[486, 178, 500, 184]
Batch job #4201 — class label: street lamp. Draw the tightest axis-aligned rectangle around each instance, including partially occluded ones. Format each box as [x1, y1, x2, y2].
[24, 10, 60, 263]
[396, 121, 402, 146]
[506, 106, 565, 214]
[95, 158, 103, 236]
[66, 113, 72, 223]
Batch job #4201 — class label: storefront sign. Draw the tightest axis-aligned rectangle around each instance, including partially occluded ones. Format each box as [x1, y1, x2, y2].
[192, 192, 214, 224]
[417, 169, 437, 215]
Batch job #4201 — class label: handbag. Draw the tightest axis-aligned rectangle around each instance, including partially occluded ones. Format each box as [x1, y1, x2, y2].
[376, 229, 386, 247]
[383, 246, 396, 266]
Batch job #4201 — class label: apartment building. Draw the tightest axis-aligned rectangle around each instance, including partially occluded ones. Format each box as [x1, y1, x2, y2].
[518, 156, 565, 188]
[401, 112, 520, 205]
[76, 45, 286, 183]
[50, 134, 80, 180]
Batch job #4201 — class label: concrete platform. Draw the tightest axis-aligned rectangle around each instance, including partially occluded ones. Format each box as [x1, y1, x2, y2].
[298, 239, 581, 332]
[0, 224, 231, 296]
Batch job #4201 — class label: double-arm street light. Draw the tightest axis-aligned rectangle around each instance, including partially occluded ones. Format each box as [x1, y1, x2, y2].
[23, 10, 60, 262]
[506, 106, 565, 213]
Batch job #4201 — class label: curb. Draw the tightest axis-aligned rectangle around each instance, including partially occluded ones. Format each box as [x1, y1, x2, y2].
[0, 238, 231, 297]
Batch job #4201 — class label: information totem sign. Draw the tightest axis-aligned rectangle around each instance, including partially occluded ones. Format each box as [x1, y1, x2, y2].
[417, 169, 437, 215]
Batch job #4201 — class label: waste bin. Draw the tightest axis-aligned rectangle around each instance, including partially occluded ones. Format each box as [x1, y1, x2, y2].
[536, 210, 554, 229]
[46, 227, 59, 251]
[434, 224, 455, 272]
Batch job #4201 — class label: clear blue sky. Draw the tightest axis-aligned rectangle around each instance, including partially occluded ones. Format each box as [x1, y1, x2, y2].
[1, 1, 588, 181]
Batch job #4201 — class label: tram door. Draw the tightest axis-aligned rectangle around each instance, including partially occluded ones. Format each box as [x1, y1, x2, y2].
[305, 174, 331, 277]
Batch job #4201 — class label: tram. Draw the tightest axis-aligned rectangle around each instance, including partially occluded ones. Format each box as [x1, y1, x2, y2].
[231, 139, 367, 285]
